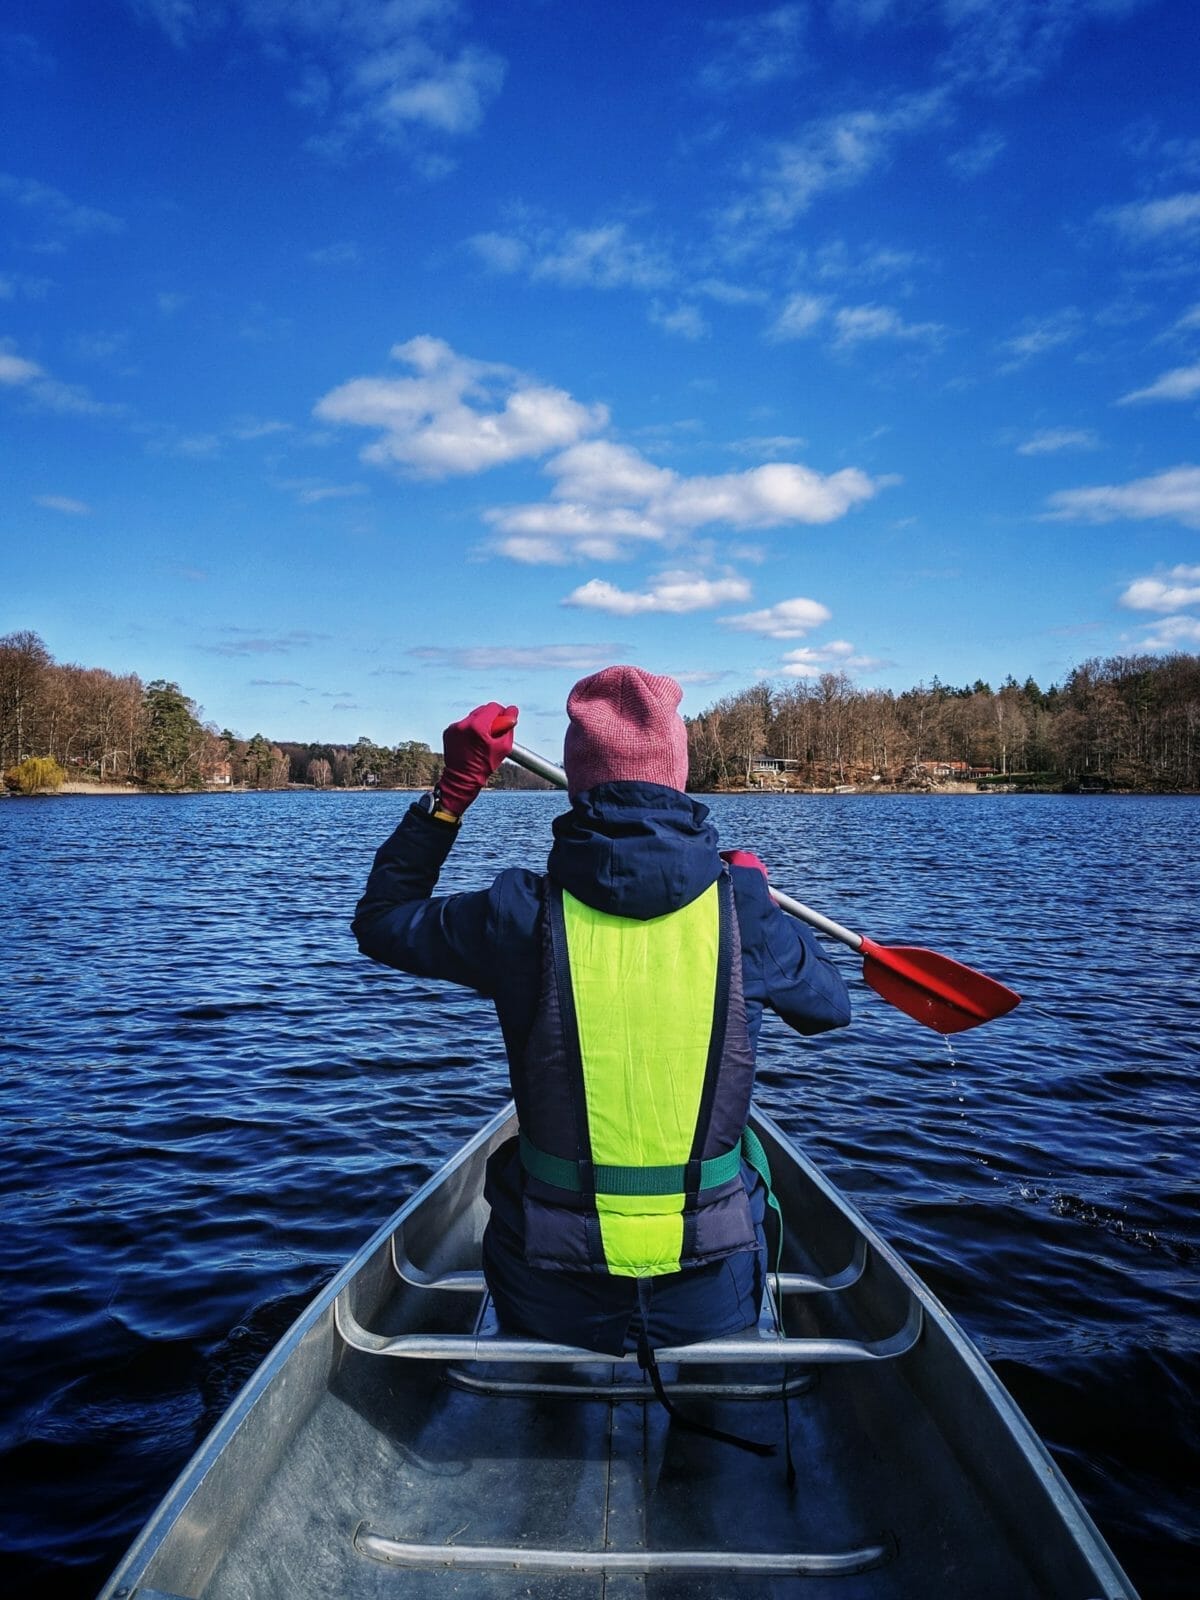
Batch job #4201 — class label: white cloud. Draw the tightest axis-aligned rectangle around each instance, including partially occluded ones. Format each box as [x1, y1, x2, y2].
[812, 240, 924, 284]
[1120, 566, 1200, 612]
[697, 4, 809, 94]
[278, 478, 369, 504]
[947, 130, 1007, 179]
[0, 340, 120, 416]
[1101, 191, 1200, 243]
[0, 172, 124, 236]
[721, 90, 948, 238]
[768, 293, 829, 340]
[1118, 362, 1200, 405]
[533, 224, 673, 290]
[33, 494, 91, 515]
[468, 225, 770, 341]
[728, 434, 809, 457]
[489, 438, 887, 561]
[999, 309, 1082, 368]
[322, 338, 889, 561]
[938, 0, 1149, 92]
[308, 241, 361, 266]
[778, 640, 881, 677]
[485, 506, 670, 565]
[541, 440, 675, 506]
[1137, 614, 1200, 648]
[472, 221, 674, 292]
[0, 348, 42, 385]
[721, 597, 833, 638]
[831, 1, 1153, 93]
[165, 432, 222, 458]
[833, 303, 946, 346]
[1016, 427, 1100, 455]
[201, 628, 328, 657]
[468, 231, 530, 273]
[650, 301, 709, 340]
[230, 416, 293, 440]
[411, 643, 627, 672]
[350, 42, 504, 137]
[1046, 465, 1200, 529]
[769, 286, 944, 348]
[694, 277, 769, 306]
[564, 572, 753, 615]
[127, 0, 506, 160]
[314, 336, 608, 478]
[673, 670, 733, 687]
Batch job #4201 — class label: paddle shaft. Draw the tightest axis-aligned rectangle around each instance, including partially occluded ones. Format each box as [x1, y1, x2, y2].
[507, 742, 864, 953]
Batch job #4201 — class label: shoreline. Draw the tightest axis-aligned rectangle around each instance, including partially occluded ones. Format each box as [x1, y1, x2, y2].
[6, 780, 1197, 799]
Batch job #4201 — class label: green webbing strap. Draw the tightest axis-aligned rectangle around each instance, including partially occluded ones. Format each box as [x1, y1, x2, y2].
[738, 1124, 785, 1276]
[739, 1124, 796, 1488]
[520, 1131, 743, 1198]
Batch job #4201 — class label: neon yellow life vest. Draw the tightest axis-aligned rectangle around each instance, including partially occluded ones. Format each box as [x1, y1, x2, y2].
[558, 882, 722, 1276]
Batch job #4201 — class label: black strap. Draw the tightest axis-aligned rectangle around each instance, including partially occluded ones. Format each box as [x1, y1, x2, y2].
[634, 1281, 774, 1459]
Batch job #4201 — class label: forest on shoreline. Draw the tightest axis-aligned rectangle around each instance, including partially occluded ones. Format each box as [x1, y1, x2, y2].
[3, 629, 1199, 795]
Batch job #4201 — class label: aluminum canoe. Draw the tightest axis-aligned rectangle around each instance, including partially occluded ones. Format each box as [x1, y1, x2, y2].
[98, 1102, 1138, 1599]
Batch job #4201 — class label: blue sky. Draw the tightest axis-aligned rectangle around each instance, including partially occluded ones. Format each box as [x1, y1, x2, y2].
[3, 0, 1199, 754]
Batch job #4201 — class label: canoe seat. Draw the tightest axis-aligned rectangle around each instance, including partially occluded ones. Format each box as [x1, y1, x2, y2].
[335, 1226, 922, 1369]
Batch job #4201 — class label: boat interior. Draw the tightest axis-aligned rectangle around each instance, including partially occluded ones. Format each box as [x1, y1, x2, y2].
[104, 1109, 1134, 1600]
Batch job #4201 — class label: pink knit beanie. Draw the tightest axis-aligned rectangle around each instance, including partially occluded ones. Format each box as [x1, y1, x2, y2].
[563, 665, 689, 795]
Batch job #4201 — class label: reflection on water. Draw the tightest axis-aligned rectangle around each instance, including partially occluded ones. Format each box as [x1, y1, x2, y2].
[1, 790, 1197, 1596]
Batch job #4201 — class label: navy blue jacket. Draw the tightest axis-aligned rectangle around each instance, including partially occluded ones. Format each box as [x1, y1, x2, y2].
[353, 782, 850, 1058]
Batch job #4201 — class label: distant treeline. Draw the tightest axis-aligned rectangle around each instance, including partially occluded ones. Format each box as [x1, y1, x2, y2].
[0, 630, 445, 791]
[3, 630, 1198, 793]
[687, 657, 1200, 791]
[0, 630, 550, 793]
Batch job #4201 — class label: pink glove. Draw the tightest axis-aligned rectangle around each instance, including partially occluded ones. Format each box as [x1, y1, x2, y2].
[438, 702, 519, 816]
[720, 848, 768, 880]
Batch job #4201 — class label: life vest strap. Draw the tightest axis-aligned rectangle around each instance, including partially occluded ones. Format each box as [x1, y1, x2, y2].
[520, 1130, 743, 1197]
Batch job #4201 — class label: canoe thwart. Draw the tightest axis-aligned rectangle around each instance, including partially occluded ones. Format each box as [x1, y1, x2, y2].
[354, 1522, 895, 1577]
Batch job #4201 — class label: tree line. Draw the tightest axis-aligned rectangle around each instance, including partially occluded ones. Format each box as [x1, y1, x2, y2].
[0, 630, 445, 792]
[3, 629, 1198, 793]
[686, 656, 1200, 791]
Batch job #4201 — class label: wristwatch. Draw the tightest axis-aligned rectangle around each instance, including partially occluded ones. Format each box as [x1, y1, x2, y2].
[417, 787, 460, 825]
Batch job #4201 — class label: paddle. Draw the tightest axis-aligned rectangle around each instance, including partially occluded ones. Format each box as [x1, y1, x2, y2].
[505, 741, 1021, 1035]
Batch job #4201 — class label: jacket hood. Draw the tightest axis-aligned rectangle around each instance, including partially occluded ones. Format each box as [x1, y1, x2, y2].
[547, 782, 722, 920]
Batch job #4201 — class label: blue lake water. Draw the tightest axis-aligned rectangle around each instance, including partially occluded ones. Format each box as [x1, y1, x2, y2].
[1, 790, 1197, 1596]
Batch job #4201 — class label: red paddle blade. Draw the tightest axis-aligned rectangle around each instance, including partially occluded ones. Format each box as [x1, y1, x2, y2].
[859, 937, 1021, 1035]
